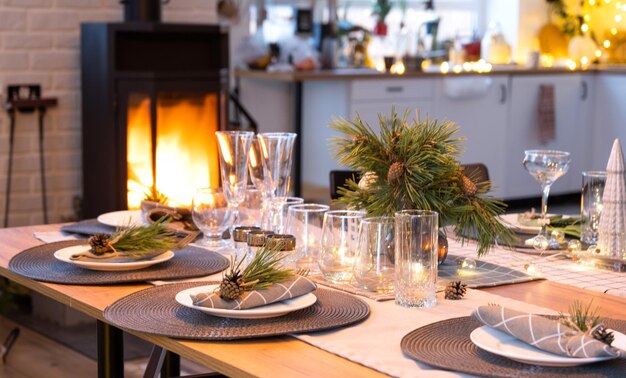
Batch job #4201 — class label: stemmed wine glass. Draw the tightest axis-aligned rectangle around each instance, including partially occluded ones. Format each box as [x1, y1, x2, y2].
[215, 131, 254, 228]
[248, 136, 271, 226]
[522, 150, 571, 248]
[191, 187, 234, 248]
[257, 133, 297, 198]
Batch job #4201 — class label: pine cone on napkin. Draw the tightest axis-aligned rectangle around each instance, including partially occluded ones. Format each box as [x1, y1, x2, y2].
[190, 276, 317, 310]
[472, 305, 625, 359]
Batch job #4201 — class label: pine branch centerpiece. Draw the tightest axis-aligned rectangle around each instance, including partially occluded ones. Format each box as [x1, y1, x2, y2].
[329, 109, 514, 256]
[70, 220, 193, 261]
[219, 245, 294, 300]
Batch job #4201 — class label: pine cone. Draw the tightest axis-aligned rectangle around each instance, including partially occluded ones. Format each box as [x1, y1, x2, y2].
[591, 325, 614, 346]
[461, 174, 477, 196]
[444, 280, 467, 300]
[387, 162, 405, 183]
[89, 234, 112, 255]
[219, 275, 245, 300]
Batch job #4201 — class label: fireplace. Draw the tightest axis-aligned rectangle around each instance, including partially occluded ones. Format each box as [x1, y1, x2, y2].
[80, 20, 228, 218]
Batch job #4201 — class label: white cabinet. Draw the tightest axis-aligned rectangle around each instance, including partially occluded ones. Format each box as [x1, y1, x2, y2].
[349, 78, 434, 129]
[432, 76, 510, 198]
[504, 74, 592, 199]
[592, 74, 626, 170]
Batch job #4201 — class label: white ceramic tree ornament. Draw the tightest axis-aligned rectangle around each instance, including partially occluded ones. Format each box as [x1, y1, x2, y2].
[598, 139, 626, 259]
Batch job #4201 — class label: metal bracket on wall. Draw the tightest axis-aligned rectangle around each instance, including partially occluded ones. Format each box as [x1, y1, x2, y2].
[3, 84, 58, 227]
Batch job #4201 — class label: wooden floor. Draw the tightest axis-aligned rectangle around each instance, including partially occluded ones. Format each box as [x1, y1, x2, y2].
[0, 317, 208, 377]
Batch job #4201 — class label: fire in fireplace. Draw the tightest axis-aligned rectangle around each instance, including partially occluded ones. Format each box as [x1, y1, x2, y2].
[80, 1, 228, 218]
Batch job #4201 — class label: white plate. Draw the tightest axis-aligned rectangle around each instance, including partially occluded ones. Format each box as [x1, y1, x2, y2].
[175, 284, 318, 319]
[54, 245, 174, 271]
[499, 213, 542, 233]
[97, 210, 145, 228]
[470, 325, 623, 367]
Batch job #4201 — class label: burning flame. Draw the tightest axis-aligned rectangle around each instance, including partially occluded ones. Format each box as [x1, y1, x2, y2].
[126, 93, 219, 209]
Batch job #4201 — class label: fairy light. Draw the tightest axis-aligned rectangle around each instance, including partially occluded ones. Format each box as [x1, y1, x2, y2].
[611, 27, 618, 35]
[462, 62, 471, 71]
[596, 49, 603, 57]
[622, 4, 626, 10]
[581, 23, 589, 32]
[615, 14, 622, 22]
[604, 39, 612, 48]
[566, 59, 577, 70]
[452, 64, 462, 74]
[589, 0, 596, 5]
[584, 14, 591, 22]
[440, 61, 449, 74]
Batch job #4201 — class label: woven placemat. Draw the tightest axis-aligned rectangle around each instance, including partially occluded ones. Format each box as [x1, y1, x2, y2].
[9, 240, 229, 285]
[103, 282, 370, 340]
[401, 316, 626, 377]
[440, 255, 543, 288]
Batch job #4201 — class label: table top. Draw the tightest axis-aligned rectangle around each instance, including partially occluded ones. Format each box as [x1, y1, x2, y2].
[1, 224, 625, 377]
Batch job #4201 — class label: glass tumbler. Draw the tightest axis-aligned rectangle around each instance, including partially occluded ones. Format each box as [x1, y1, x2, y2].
[394, 210, 438, 308]
[286, 204, 329, 272]
[265, 196, 304, 233]
[581, 171, 606, 246]
[191, 187, 234, 249]
[319, 210, 366, 284]
[353, 217, 395, 293]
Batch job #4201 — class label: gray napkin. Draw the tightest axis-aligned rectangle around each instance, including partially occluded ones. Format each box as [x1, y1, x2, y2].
[61, 219, 115, 236]
[191, 275, 317, 310]
[473, 305, 625, 359]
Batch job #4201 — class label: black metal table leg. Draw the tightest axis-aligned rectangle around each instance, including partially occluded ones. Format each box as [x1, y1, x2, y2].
[293, 81, 303, 197]
[37, 106, 49, 223]
[97, 320, 124, 378]
[3, 109, 16, 228]
[160, 351, 181, 378]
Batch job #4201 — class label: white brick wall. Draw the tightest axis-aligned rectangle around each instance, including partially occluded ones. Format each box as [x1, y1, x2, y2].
[0, 1, 218, 226]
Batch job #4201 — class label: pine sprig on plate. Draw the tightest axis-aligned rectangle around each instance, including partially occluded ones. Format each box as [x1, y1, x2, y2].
[329, 108, 515, 256]
[71, 219, 192, 261]
[219, 245, 294, 300]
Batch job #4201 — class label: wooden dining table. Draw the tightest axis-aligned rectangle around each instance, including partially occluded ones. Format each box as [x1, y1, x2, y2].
[0, 223, 625, 378]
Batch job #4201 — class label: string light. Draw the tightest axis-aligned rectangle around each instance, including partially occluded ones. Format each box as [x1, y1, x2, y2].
[604, 39, 612, 48]
[611, 27, 618, 35]
[596, 49, 603, 57]
[581, 23, 589, 32]
[615, 14, 622, 22]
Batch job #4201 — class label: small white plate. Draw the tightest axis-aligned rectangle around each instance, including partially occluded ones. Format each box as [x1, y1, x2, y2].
[97, 210, 145, 228]
[470, 325, 622, 367]
[54, 245, 174, 271]
[175, 284, 318, 319]
[499, 213, 542, 233]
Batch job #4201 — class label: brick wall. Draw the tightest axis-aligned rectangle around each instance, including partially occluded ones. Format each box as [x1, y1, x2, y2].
[0, 0, 218, 226]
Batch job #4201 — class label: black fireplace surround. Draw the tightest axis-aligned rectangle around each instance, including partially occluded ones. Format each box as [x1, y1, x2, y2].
[80, 18, 228, 218]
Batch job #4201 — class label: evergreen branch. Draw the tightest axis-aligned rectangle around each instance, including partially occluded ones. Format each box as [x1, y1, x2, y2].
[329, 108, 512, 256]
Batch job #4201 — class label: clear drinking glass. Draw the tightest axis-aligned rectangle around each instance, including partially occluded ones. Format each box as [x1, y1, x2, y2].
[394, 210, 438, 308]
[286, 204, 329, 272]
[353, 217, 395, 293]
[319, 210, 366, 284]
[522, 150, 571, 247]
[238, 185, 263, 227]
[265, 196, 304, 233]
[257, 133, 297, 198]
[215, 131, 254, 226]
[581, 171, 607, 246]
[191, 187, 234, 248]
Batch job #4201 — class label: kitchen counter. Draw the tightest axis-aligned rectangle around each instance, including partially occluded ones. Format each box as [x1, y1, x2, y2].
[235, 64, 626, 201]
[235, 64, 626, 82]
